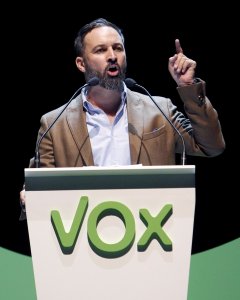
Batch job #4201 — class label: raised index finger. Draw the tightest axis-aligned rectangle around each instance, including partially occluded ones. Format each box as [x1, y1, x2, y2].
[175, 39, 183, 54]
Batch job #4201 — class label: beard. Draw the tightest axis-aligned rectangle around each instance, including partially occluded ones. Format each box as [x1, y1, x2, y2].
[83, 60, 127, 92]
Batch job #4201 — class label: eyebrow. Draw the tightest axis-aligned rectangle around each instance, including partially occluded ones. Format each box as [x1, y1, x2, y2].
[93, 42, 123, 50]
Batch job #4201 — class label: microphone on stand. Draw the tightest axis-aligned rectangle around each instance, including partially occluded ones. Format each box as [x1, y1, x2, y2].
[125, 78, 186, 165]
[35, 77, 99, 168]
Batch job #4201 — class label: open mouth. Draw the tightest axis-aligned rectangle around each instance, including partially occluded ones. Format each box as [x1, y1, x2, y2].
[107, 65, 119, 77]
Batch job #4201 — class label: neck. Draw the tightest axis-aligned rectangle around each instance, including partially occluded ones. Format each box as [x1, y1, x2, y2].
[87, 86, 122, 116]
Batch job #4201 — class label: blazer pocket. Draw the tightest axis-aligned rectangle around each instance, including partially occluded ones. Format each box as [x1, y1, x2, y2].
[142, 125, 166, 140]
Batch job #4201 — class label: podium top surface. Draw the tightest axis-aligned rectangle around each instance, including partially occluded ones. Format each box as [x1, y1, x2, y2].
[25, 165, 195, 177]
[25, 165, 195, 191]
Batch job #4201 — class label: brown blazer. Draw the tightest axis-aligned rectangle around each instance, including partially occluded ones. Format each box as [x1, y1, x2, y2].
[31, 81, 225, 167]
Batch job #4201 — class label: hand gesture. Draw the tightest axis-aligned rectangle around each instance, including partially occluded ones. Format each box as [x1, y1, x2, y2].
[168, 39, 196, 86]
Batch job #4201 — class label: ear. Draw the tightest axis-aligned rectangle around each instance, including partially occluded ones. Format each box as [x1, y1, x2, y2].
[75, 57, 85, 72]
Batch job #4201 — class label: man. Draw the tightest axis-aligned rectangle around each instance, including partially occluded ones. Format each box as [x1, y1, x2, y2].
[19, 18, 225, 209]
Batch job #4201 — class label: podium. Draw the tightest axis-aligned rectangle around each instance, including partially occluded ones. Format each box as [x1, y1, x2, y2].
[25, 165, 195, 300]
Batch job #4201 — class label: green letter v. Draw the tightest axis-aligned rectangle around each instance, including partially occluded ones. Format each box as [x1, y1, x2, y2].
[51, 196, 88, 254]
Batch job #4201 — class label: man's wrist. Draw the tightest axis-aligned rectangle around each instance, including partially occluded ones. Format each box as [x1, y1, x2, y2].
[178, 77, 202, 87]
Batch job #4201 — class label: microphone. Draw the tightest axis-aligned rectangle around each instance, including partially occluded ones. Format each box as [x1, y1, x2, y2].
[125, 78, 186, 165]
[34, 77, 99, 168]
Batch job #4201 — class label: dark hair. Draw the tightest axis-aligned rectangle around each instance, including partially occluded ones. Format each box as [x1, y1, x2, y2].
[74, 18, 124, 56]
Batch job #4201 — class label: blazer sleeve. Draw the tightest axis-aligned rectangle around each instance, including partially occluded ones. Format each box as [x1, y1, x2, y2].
[173, 80, 225, 156]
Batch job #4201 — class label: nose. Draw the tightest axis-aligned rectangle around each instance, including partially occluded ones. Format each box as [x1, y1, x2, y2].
[107, 48, 117, 63]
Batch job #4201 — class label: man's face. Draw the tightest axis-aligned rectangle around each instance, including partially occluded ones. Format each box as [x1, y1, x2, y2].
[76, 26, 127, 91]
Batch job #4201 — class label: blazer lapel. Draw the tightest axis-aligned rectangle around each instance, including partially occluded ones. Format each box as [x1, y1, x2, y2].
[127, 90, 144, 165]
[66, 95, 94, 165]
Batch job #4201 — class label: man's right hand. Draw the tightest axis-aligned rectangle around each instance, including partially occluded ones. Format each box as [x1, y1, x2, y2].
[19, 188, 26, 220]
[20, 188, 26, 206]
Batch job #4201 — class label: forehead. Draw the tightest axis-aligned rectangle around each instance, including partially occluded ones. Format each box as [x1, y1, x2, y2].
[84, 26, 123, 48]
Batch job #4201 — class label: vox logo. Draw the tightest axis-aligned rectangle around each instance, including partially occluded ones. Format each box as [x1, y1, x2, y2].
[51, 196, 173, 258]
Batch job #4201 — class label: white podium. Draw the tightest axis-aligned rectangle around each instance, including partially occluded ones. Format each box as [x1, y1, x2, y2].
[25, 165, 195, 300]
